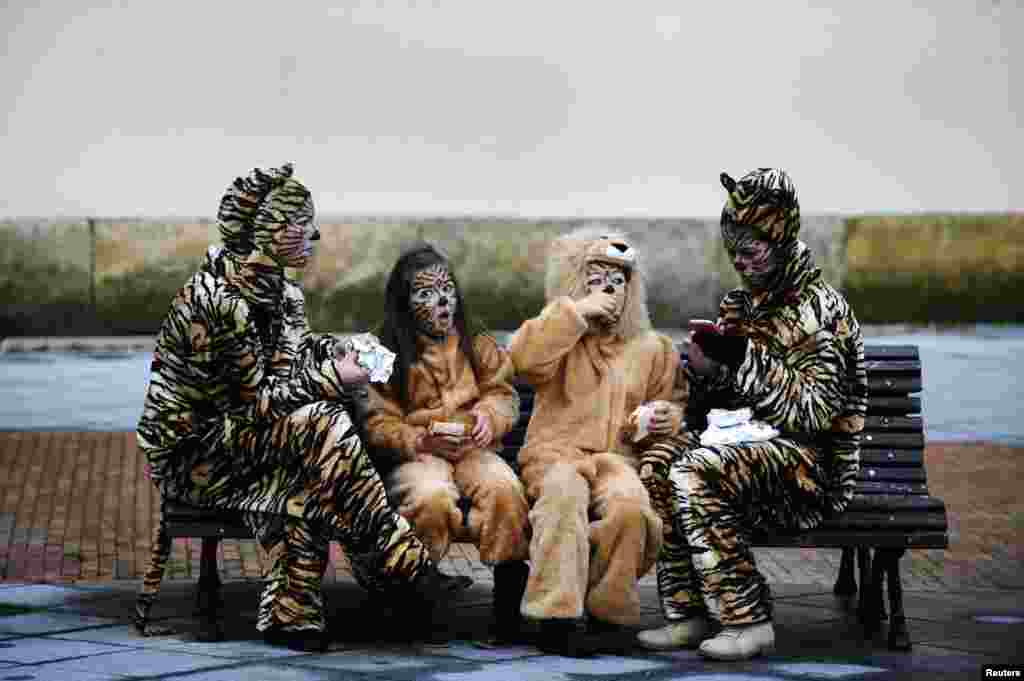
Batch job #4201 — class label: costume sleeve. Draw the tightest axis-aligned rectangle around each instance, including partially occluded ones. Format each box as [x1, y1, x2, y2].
[733, 327, 848, 433]
[509, 296, 589, 386]
[364, 382, 424, 465]
[665, 346, 691, 417]
[826, 304, 868, 512]
[645, 334, 681, 403]
[471, 334, 520, 441]
[212, 289, 347, 423]
[274, 283, 339, 377]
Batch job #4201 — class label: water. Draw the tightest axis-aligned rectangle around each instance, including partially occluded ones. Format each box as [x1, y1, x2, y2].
[0, 351, 153, 432]
[2, 327, 1023, 445]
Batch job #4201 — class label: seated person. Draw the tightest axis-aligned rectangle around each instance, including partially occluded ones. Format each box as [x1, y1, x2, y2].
[507, 226, 682, 657]
[135, 164, 447, 652]
[364, 241, 531, 642]
[638, 168, 867, 661]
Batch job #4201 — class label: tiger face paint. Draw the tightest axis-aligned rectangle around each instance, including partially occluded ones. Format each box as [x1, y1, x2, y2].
[410, 265, 457, 338]
[268, 196, 319, 269]
[584, 262, 627, 329]
[721, 223, 781, 293]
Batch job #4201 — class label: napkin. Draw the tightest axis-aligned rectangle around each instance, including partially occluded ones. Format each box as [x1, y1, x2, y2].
[341, 333, 397, 384]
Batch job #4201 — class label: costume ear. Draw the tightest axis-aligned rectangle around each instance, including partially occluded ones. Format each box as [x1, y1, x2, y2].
[720, 172, 737, 193]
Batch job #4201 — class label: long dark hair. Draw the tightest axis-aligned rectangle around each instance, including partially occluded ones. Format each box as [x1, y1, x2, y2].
[379, 241, 483, 411]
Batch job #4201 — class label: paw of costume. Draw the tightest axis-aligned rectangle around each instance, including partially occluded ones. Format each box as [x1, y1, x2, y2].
[509, 226, 679, 626]
[641, 169, 867, 628]
[365, 333, 530, 565]
[136, 164, 431, 634]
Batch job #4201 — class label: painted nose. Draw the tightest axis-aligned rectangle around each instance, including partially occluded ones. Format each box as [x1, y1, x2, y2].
[438, 296, 449, 307]
[603, 285, 615, 295]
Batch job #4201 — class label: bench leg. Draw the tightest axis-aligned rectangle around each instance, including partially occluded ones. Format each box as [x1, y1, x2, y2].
[491, 560, 530, 643]
[833, 547, 857, 601]
[870, 548, 888, 622]
[882, 548, 911, 651]
[194, 537, 225, 642]
[856, 548, 881, 636]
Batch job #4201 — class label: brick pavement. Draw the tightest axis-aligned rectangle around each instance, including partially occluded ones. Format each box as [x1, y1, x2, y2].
[1, 432, 1021, 592]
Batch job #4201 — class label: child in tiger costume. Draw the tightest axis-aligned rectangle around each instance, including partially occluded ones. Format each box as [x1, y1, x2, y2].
[637, 168, 868, 661]
[364, 242, 531, 643]
[507, 226, 682, 657]
[134, 164, 447, 652]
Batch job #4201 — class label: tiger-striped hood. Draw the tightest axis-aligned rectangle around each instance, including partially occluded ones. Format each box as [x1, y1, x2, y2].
[543, 225, 652, 341]
[216, 162, 313, 268]
[719, 168, 801, 246]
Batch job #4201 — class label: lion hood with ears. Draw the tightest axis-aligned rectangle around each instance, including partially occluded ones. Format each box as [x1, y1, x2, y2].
[543, 225, 653, 342]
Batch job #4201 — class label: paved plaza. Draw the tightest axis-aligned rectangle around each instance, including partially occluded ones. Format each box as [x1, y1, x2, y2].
[0, 431, 1022, 678]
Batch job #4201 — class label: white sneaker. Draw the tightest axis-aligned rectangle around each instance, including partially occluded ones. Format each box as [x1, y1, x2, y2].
[636, 618, 710, 650]
[698, 621, 775, 661]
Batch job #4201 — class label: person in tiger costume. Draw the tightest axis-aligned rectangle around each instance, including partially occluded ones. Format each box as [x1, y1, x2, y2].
[134, 163, 447, 652]
[363, 241, 531, 644]
[636, 168, 868, 661]
[507, 226, 682, 657]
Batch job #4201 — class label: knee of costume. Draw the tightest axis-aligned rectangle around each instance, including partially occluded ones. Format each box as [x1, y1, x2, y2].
[521, 460, 591, 621]
[386, 462, 462, 562]
[454, 450, 530, 563]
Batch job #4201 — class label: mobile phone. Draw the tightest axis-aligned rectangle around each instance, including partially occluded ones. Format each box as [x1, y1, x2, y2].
[688, 319, 721, 335]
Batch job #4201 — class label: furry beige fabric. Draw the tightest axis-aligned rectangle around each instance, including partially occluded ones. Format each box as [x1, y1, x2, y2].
[509, 227, 680, 625]
[365, 333, 529, 564]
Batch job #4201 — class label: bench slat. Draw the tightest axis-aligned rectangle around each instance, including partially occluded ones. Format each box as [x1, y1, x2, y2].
[867, 396, 921, 415]
[845, 494, 944, 512]
[860, 431, 925, 448]
[857, 468, 925, 483]
[751, 529, 947, 549]
[868, 375, 922, 395]
[821, 511, 947, 531]
[856, 481, 929, 495]
[865, 360, 921, 374]
[860, 449, 923, 467]
[864, 345, 920, 361]
[864, 416, 923, 432]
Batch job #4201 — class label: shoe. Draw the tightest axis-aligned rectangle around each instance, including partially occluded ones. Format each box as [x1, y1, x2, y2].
[535, 618, 604, 658]
[404, 564, 451, 645]
[263, 627, 331, 653]
[698, 621, 775, 661]
[438, 570, 474, 593]
[195, 616, 225, 643]
[636, 618, 710, 650]
[408, 563, 450, 605]
[490, 561, 529, 644]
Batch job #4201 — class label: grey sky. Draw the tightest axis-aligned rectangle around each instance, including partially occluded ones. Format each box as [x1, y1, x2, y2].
[1, 1, 1019, 218]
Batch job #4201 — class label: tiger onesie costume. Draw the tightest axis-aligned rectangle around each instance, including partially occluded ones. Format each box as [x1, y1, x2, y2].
[364, 243, 531, 642]
[134, 164, 439, 648]
[638, 168, 867, 661]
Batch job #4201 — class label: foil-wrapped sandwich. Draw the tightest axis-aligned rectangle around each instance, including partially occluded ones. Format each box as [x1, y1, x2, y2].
[428, 412, 477, 437]
[338, 332, 397, 384]
[626, 403, 655, 443]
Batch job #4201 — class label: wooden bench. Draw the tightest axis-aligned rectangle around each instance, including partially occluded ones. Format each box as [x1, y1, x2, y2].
[147, 343, 946, 651]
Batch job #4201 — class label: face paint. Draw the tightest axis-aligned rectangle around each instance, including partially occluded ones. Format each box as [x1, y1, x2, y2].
[273, 197, 318, 269]
[584, 262, 627, 327]
[410, 265, 457, 338]
[722, 223, 780, 292]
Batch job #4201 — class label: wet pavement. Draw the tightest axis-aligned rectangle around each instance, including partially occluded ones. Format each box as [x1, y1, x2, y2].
[0, 578, 1021, 680]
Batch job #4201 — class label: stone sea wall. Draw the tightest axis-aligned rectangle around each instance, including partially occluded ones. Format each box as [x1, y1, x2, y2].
[0, 216, 847, 335]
